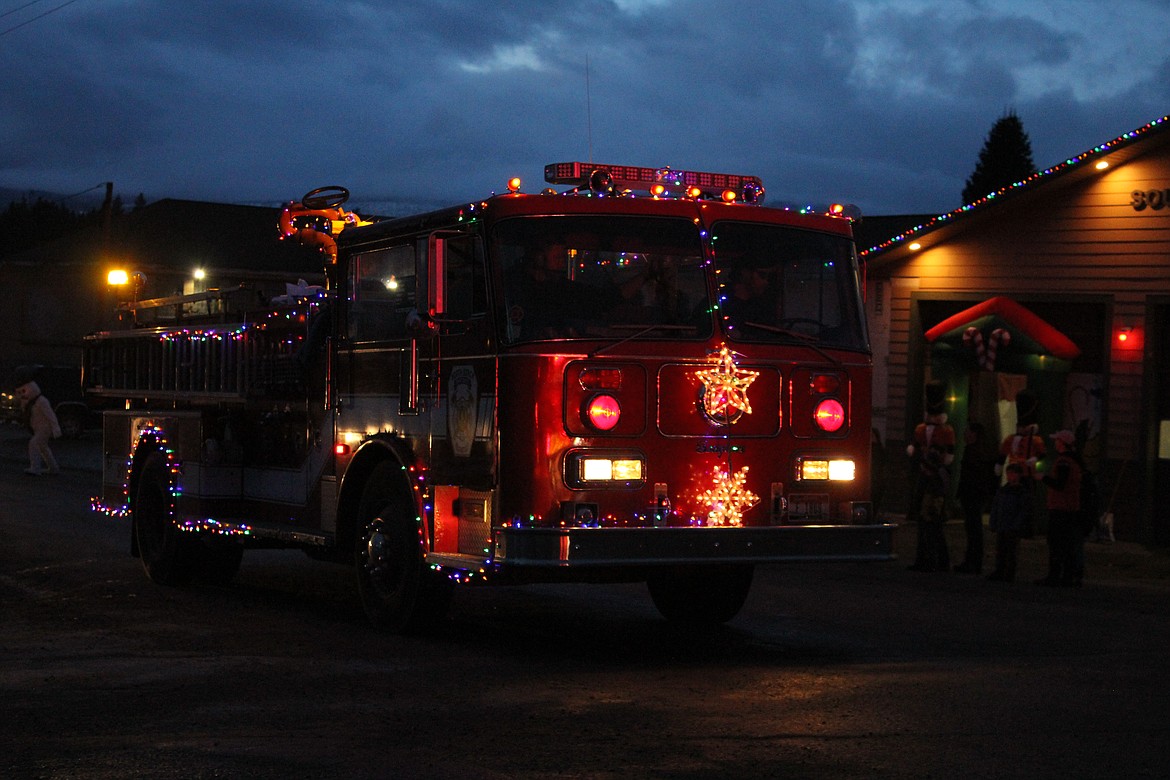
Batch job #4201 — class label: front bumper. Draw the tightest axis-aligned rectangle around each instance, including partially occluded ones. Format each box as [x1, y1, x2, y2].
[494, 523, 895, 568]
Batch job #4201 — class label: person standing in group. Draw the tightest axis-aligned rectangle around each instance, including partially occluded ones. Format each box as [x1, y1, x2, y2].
[13, 366, 62, 476]
[986, 462, 1033, 582]
[906, 380, 955, 572]
[1037, 429, 1086, 587]
[954, 421, 997, 574]
[997, 389, 1045, 484]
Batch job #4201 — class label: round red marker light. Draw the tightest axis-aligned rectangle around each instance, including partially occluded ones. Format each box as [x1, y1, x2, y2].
[813, 398, 845, 432]
[585, 394, 621, 431]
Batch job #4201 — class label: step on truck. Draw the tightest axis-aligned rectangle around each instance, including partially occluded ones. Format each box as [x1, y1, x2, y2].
[86, 164, 894, 631]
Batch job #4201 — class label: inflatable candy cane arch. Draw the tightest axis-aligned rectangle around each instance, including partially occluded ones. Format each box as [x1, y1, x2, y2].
[963, 326, 1011, 370]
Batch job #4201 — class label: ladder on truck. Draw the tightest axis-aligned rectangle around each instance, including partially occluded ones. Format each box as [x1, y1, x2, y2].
[83, 288, 324, 405]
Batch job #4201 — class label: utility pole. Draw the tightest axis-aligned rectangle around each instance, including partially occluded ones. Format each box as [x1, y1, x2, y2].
[100, 181, 113, 246]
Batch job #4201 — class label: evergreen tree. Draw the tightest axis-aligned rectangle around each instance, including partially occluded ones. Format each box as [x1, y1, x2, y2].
[962, 111, 1036, 205]
[0, 196, 87, 258]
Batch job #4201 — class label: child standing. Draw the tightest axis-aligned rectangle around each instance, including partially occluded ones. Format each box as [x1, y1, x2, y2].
[987, 462, 1032, 582]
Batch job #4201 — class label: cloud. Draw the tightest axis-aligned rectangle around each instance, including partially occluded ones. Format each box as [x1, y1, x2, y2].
[1, 0, 1167, 214]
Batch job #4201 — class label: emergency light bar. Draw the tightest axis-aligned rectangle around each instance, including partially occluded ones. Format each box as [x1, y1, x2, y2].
[544, 162, 765, 203]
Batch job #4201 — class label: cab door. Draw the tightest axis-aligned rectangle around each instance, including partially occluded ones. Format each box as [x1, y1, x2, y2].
[427, 230, 496, 490]
[337, 240, 433, 466]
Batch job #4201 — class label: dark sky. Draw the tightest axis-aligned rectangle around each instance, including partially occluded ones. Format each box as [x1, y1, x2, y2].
[2, 0, 1168, 216]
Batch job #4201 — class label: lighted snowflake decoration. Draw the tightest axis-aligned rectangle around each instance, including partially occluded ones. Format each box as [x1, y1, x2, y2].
[695, 345, 758, 425]
[697, 465, 759, 527]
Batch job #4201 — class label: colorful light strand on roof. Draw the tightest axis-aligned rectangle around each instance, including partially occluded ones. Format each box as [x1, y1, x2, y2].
[859, 114, 1170, 258]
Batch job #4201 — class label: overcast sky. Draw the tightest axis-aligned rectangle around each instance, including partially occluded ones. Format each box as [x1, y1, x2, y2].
[2, 0, 1168, 216]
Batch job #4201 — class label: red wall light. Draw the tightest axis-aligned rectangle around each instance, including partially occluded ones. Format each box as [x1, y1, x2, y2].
[1116, 326, 1142, 350]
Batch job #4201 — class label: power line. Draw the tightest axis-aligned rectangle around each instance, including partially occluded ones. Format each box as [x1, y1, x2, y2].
[0, 0, 81, 37]
[60, 182, 108, 201]
[1, 1, 46, 21]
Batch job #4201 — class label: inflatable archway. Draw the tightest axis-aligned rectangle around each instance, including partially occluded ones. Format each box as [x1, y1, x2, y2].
[923, 296, 1082, 479]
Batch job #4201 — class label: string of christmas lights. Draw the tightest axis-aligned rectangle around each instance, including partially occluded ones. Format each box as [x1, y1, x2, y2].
[859, 114, 1170, 258]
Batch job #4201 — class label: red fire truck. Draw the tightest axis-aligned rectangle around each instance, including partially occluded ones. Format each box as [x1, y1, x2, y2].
[86, 163, 893, 631]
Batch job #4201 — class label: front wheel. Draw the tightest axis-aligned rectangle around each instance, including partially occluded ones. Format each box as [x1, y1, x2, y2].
[354, 462, 451, 633]
[646, 564, 754, 625]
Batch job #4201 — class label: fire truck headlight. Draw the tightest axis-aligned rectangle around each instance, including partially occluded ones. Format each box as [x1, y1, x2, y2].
[566, 451, 646, 488]
[582, 458, 613, 481]
[797, 458, 855, 481]
[828, 459, 856, 481]
[610, 459, 643, 481]
[580, 458, 643, 482]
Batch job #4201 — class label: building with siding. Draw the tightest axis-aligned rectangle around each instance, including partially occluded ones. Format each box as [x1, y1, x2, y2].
[859, 114, 1170, 544]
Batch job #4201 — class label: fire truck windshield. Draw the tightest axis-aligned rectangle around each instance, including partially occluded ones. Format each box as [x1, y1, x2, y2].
[713, 222, 868, 351]
[494, 216, 712, 344]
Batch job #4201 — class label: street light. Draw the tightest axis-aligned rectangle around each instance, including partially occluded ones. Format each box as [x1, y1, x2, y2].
[107, 269, 146, 301]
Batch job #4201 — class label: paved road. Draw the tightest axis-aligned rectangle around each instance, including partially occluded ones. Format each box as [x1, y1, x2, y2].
[3, 432, 1170, 779]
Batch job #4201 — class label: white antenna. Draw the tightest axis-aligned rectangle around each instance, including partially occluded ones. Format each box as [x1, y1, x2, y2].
[585, 54, 593, 163]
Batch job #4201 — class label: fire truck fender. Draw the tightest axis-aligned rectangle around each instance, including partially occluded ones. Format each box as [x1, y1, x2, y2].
[126, 433, 170, 560]
[334, 436, 424, 562]
[337, 436, 452, 631]
[124, 436, 201, 585]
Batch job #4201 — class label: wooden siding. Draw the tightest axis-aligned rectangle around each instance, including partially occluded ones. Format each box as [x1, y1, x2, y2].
[870, 138, 1170, 468]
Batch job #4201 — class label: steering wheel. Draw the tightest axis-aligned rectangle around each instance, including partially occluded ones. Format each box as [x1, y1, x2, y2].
[301, 185, 350, 210]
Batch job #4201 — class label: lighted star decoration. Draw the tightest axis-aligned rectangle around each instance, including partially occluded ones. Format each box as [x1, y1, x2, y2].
[695, 345, 758, 424]
[697, 466, 759, 527]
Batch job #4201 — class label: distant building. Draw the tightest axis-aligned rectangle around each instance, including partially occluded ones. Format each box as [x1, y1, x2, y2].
[861, 114, 1170, 544]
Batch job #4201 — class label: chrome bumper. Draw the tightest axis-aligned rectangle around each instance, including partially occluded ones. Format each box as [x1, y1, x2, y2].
[494, 524, 895, 568]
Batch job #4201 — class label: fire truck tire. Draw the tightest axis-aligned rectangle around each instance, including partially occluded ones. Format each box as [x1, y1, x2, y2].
[133, 451, 196, 586]
[646, 564, 754, 625]
[354, 462, 451, 633]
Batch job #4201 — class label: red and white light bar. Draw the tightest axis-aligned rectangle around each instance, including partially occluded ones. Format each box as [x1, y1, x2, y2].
[544, 162, 764, 202]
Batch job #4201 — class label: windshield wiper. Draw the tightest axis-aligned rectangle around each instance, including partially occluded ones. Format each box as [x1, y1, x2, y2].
[738, 321, 841, 367]
[590, 324, 696, 357]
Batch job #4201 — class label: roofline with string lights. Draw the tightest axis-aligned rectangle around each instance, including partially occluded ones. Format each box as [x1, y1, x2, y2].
[859, 114, 1170, 259]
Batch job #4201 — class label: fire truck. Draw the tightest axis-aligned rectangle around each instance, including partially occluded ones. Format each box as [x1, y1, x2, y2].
[86, 163, 893, 632]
